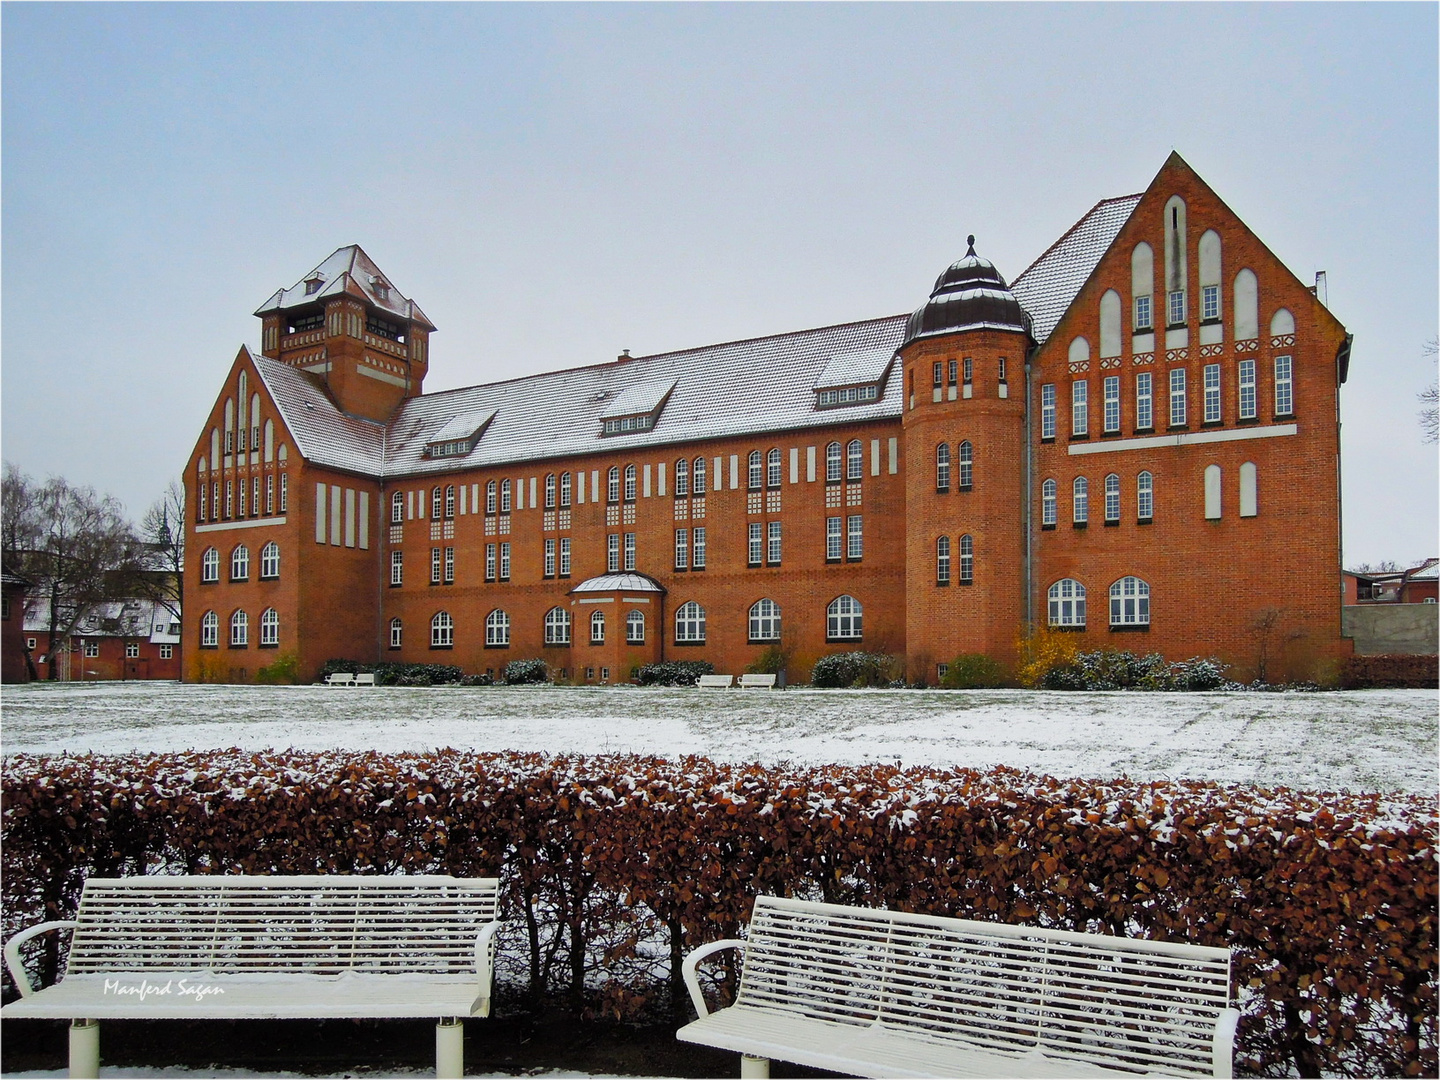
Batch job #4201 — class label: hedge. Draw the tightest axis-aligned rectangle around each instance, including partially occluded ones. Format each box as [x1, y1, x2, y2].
[1340, 654, 1438, 690]
[2, 751, 1434, 1077]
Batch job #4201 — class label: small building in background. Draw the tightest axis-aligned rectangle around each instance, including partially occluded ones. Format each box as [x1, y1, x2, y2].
[24, 598, 182, 681]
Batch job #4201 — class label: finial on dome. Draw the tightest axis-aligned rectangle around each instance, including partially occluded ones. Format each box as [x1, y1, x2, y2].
[966, 235, 976, 255]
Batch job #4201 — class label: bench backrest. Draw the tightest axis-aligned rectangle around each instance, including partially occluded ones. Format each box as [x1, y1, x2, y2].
[697, 675, 733, 687]
[65, 876, 500, 977]
[738, 896, 1231, 1077]
[738, 674, 776, 687]
[353, 673, 376, 685]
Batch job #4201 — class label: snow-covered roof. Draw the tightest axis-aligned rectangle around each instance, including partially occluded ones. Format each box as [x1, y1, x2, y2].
[570, 572, 666, 594]
[254, 245, 435, 330]
[812, 346, 895, 391]
[1012, 195, 1142, 345]
[25, 598, 177, 638]
[599, 378, 677, 420]
[429, 409, 496, 445]
[251, 355, 387, 476]
[1406, 558, 1439, 581]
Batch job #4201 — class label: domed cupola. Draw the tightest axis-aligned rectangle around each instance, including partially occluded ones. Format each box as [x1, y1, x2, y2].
[902, 236, 1031, 347]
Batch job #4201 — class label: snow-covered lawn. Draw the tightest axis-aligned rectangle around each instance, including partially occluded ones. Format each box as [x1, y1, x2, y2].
[2, 682, 1434, 794]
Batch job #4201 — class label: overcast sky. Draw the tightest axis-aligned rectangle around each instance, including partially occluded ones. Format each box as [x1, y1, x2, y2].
[3, 3, 1435, 567]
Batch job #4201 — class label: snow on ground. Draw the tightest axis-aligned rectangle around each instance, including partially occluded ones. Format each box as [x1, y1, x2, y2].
[1, 682, 1435, 794]
[1, 1070, 602, 1079]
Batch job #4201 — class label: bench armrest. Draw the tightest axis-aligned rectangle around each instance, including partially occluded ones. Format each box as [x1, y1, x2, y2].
[4, 920, 78, 998]
[1212, 1007, 1240, 1078]
[470, 920, 504, 1017]
[681, 938, 746, 1018]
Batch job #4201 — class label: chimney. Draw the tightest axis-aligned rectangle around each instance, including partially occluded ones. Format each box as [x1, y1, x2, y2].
[617, 349, 632, 363]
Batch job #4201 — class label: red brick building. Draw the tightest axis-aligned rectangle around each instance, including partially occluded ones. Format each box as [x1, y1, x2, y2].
[183, 154, 1353, 684]
[23, 599, 182, 682]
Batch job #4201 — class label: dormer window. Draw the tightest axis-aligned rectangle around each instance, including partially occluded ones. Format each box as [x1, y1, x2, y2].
[813, 347, 892, 411]
[303, 274, 324, 296]
[371, 277, 391, 301]
[598, 379, 675, 437]
[816, 384, 880, 408]
[424, 410, 495, 459]
[602, 414, 655, 434]
[366, 313, 405, 343]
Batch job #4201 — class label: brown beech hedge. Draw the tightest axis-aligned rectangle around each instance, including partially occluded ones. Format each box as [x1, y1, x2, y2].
[1340, 654, 1439, 690]
[2, 750, 1434, 1077]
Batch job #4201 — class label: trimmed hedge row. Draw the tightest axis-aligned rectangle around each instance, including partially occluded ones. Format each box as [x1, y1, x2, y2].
[1340, 654, 1438, 690]
[2, 752, 1433, 1077]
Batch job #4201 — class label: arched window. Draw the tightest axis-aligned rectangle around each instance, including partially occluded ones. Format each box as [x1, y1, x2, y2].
[431, 611, 454, 647]
[1199, 230, 1222, 324]
[260, 608, 279, 647]
[1042, 479, 1058, 527]
[957, 441, 973, 489]
[626, 609, 646, 644]
[590, 609, 606, 644]
[545, 474, 556, 509]
[825, 442, 843, 483]
[391, 491, 404, 524]
[958, 535, 974, 584]
[1110, 577, 1150, 627]
[1104, 474, 1121, 523]
[560, 471, 573, 508]
[623, 464, 637, 501]
[1239, 461, 1258, 518]
[224, 397, 235, 453]
[264, 419, 275, 462]
[766, 448, 782, 489]
[200, 611, 218, 647]
[675, 601, 706, 643]
[201, 547, 220, 583]
[1073, 477, 1089, 524]
[500, 479, 512, 514]
[486, 480, 497, 515]
[1137, 471, 1154, 521]
[485, 610, 510, 647]
[674, 458, 689, 497]
[431, 487, 443, 519]
[198, 467, 208, 521]
[827, 595, 863, 640]
[231, 545, 250, 581]
[749, 599, 781, 642]
[747, 450, 763, 490]
[545, 607, 571, 645]
[250, 394, 261, 456]
[936, 537, 951, 585]
[229, 610, 249, 647]
[444, 485, 455, 519]
[1164, 195, 1188, 325]
[260, 541, 280, 579]
[1099, 290, 1122, 358]
[846, 439, 863, 481]
[211, 428, 221, 466]
[1233, 268, 1259, 342]
[692, 456, 707, 495]
[390, 618, 403, 649]
[936, 444, 951, 491]
[1047, 579, 1086, 627]
[607, 467, 620, 504]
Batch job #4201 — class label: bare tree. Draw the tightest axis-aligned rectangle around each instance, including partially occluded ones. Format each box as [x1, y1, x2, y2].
[1349, 560, 1403, 574]
[2, 464, 145, 679]
[1421, 338, 1438, 444]
[137, 479, 185, 624]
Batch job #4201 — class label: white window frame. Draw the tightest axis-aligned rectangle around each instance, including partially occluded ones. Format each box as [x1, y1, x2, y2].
[590, 609, 606, 644]
[390, 618, 403, 649]
[159, 644, 173, 660]
[675, 528, 689, 570]
[1104, 473, 1120, 522]
[624, 464, 637, 502]
[1169, 368, 1187, 427]
[545, 474, 557, 509]
[1072, 381, 1088, 436]
[1136, 372, 1153, 430]
[230, 545, 249, 581]
[936, 443, 951, 491]
[846, 439, 863, 481]
[626, 609, 645, 645]
[1134, 294, 1152, 331]
[260, 608, 279, 646]
[444, 546, 455, 584]
[748, 451, 763, 491]
[544, 538, 556, 578]
[1073, 476, 1089, 524]
[623, 532, 635, 571]
[692, 527, 707, 569]
[560, 471, 573, 507]
[392, 491, 405, 523]
[1274, 355, 1293, 416]
[674, 459, 689, 497]
[559, 537, 571, 576]
[1110, 576, 1151, 627]
[1137, 471, 1154, 521]
[748, 522, 763, 566]
[1047, 579, 1086, 628]
[1041, 383, 1056, 439]
[936, 536, 950, 585]
[431, 547, 442, 585]
[825, 442, 842, 483]
[1042, 479, 1057, 526]
[692, 457, 707, 495]
[485, 544, 496, 582]
[201, 611, 218, 647]
[1201, 284, 1220, 323]
[1238, 359, 1257, 420]
[749, 598, 781, 641]
[826, 516, 842, 561]
[1103, 376, 1120, 433]
[229, 610, 248, 647]
[766, 448, 782, 489]
[125, 641, 140, 659]
[957, 441, 973, 489]
[607, 534, 620, 573]
[1168, 289, 1186, 327]
[499, 542, 510, 581]
[545, 607, 571, 646]
[485, 609, 510, 647]
[260, 541, 280, 580]
[675, 600, 706, 643]
[431, 611, 454, 647]
[83, 639, 100, 658]
[500, 479, 512, 514]
[486, 481, 497, 515]
[767, 520, 782, 564]
[201, 547, 220, 583]
[826, 594, 862, 640]
[846, 515, 863, 560]
[1203, 363, 1221, 423]
[607, 467, 620, 504]
[958, 534, 973, 584]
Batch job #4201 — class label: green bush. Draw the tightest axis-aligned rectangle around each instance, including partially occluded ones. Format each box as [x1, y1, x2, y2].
[746, 645, 790, 676]
[255, 652, 301, 685]
[317, 659, 463, 686]
[939, 653, 1007, 689]
[503, 659, 549, 685]
[810, 651, 900, 688]
[633, 660, 714, 686]
[1041, 650, 1233, 691]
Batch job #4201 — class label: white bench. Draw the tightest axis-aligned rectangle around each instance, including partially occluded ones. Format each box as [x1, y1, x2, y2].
[679, 895, 1237, 1078]
[737, 674, 777, 689]
[3, 875, 502, 1079]
[353, 673, 376, 687]
[697, 674, 734, 688]
[323, 672, 355, 686]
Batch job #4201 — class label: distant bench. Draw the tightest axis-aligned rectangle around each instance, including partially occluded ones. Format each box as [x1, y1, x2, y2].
[737, 674, 777, 689]
[3, 874, 502, 1079]
[697, 675, 734, 688]
[323, 673, 375, 687]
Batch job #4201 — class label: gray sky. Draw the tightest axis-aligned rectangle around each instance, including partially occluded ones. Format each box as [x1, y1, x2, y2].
[3, 3, 1435, 566]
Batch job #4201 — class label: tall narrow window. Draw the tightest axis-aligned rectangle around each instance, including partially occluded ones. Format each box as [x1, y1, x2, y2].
[279, 474, 287, 512]
[499, 542, 511, 581]
[1202, 284, 1220, 323]
[1169, 369, 1187, 427]
[485, 544, 496, 582]
[1072, 381, 1088, 436]
[825, 442, 842, 482]
[231, 545, 250, 581]
[675, 528, 689, 570]
[957, 441, 973, 489]
[559, 538, 571, 576]
[749, 599, 780, 642]
[692, 527, 706, 569]
[390, 486, 402, 524]
[947, 359, 958, 387]
[623, 532, 636, 571]
[826, 595, 862, 640]
[1048, 579, 1086, 627]
[560, 471, 573, 507]
[444, 547, 455, 584]
[1203, 364, 1222, 423]
[1274, 356, 1293, 416]
[933, 361, 944, 390]
[1073, 477, 1089, 524]
[260, 542, 280, 579]
[626, 609, 645, 644]
[1136, 373, 1153, 430]
[958, 535, 973, 584]
[251, 477, 259, 517]
[692, 457, 707, 495]
[391, 549, 403, 586]
[486, 481, 497, 515]
[1238, 359, 1257, 420]
[390, 618, 403, 649]
[230, 610, 249, 647]
[1134, 294, 1152, 331]
[962, 357, 973, 384]
[590, 609, 606, 644]
[260, 609, 279, 647]
[748, 451, 763, 490]
[846, 440, 863, 481]
[1104, 474, 1121, 523]
[545, 474, 556, 509]
[486, 610, 510, 647]
[201, 611, 218, 647]
[1110, 577, 1150, 627]
[936, 536, 951, 584]
[766, 448, 782, 488]
[544, 538, 556, 578]
[767, 521, 782, 564]
[846, 515, 863, 560]
[202, 547, 219, 583]
[432, 487, 443, 519]
[1103, 376, 1120, 433]
[826, 517, 842, 561]
[501, 479, 512, 514]
[936, 444, 951, 492]
[607, 468, 620, 504]
[675, 458, 689, 497]
[238, 482, 246, 518]
[624, 465, 637, 501]
[748, 522, 763, 566]
[1137, 471, 1154, 522]
[431, 612, 453, 648]
[445, 485, 456, 518]
[431, 547, 442, 584]
[199, 482, 208, 522]
[1168, 289, 1186, 327]
[1041, 384, 1056, 439]
[607, 534, 620, 573]
[1042, 479, 1057, 527]
[545, 607, 571, 646]
[675, 601, 706, 643]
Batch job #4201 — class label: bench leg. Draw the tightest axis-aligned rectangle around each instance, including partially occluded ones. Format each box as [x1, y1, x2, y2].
[69, 1018, 99, 1080]
[740, 1054, 769, 1079]
[436, 1016, 464, 1079]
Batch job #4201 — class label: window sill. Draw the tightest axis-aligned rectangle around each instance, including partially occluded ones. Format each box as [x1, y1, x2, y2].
[1041, 523, 1056, 531]
[1069, 433, 1089, 441]
[258, 643, 278, 650]
[228, 644, 248, 650]
[673, 640, 706, 647]
[259, 574, 279, 582]
[1049, 624, 1087, 633]
[546, 641, 572, 649]
[201, 579, 219, 586]
[957, 485, 972, 493]
[767, 562, 782, 568]
[1138, 517, 1153, 526]
[1168, 425, 1189, 432]
[826, 558, 843, 565]
[846, 557, 863, 564]
[748, 638, 780, 646]
[199, 644, 218, 650]
[1104, 520, 1119, 527]
[1165, 322, 1187, 331]
[1041, 437, 1055, 445]
[1101, 430, 1122, 438]
[484, 644, 510, 650]
[957, 580, 973, 587]
[230, 579, 249, 585]
[1199, 317, 1222, 327]
[673, 566, 688, 573]
[748, 562, 762, 569]
[1237, 416, 1260, 425]
[1073, 521, 1088, 529]
[936, 487, 950, 495]
[826, 637, 863, 645]
[1201, 420, 1224, 428]
[1272, 414, 1294, 422]
[1110, 624, 1151, 633]
[1133, 427, 1154, 436]
[935, 580, 949, 588]
[430, 644, 453, 650]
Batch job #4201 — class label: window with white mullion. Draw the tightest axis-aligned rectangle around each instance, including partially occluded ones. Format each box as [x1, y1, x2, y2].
[1137, 471, 1154, 522]
[1103, 376, 1120, 434]
[1274, 355, 1293, 416]
[826, 516, 842, 561]
[748, 522, 763, 566]
[1238, 359, 1257, 420]
[1203, 364, 1221, 423]
[1169, 369, 1187, 427]
[1135, 373, 1153, 430]
[1041, 479, 1057, 527]
[1041, 384, 1056, 439]
[1104, 474, 1120, 523]
[1071, 381, 1088, 436]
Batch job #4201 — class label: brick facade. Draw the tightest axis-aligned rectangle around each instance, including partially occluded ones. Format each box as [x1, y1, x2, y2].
[184, 154, 1352, 685]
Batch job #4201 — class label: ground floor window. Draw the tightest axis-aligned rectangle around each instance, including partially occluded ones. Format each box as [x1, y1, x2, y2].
[431, 611, 453, 648]
[675, 601, 706, 643]
[827, 594, 862, 640]
[1110, 576, 1150, 626]
[1048, 579, 1086, 628]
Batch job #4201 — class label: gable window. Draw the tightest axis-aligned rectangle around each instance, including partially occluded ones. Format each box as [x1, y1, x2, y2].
[1168, 289, 1186, 327]
[936, 444, 951, 492]
[391, 550, 404, 586]
[1137, 471, 1154, 522]
[1103, 376, 1120, 434]
[1110, 576, 1150, 627]
[958, 535, 973, 584]
[431, 487, 443, 519]
[624, 465, 637, 502]
[675, 600, 706, 643]
[1071, 381, 1088, 436]
[1136, 373, 1153, 430]
[957, 441, 973, 490]
[1073, 477, 1089, 525]
[431, 611, 453, 648]
[1274, 356, 1293, 416]
[626, 609, 645, 645]
[1201, 284, 1220, 323]
[816, 384, 880, 407]
[560, 471, 573, 507]
[827, 595, 863, 641]
[201, 547, 220, 583]
[1203, 364, 1222, 423]
[748, 451, 763, 491]
[1041, 384, 1056, 440]
[1169, 368, 1187, 427]
[846, 440, 863, 481]
[749, 598, 781, 642]
[1104, 474, 1121, 523]
[231, 545, 250, 581]
[590, 609, 606, 645]
[390, 618, 403, 649]
[936, 536, 951, 585]
[1134, 294, 1153, 331]
[675, 459, 689, 497]
[260, 608, 279, 647]
[825, 442, 843, 483]
[1048, 579, 1086, 628]
[545, 607, 571, 646]
[1238, 359, 1257, 420]
[200, 611, 218, 648]
[692, 457, 707, 495]
[229, 610, 249, 647]
[1041, 479, 1057, 527]
[485, 609, 510, 647]
[767, 448, 782, 489]
[260, 541, 280, 579]
[607, 467, 620, 504]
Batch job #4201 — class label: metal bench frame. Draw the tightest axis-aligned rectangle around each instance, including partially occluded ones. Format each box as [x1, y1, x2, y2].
[679, 895, 1238, 1078]
[3, 875, 502, 1079]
